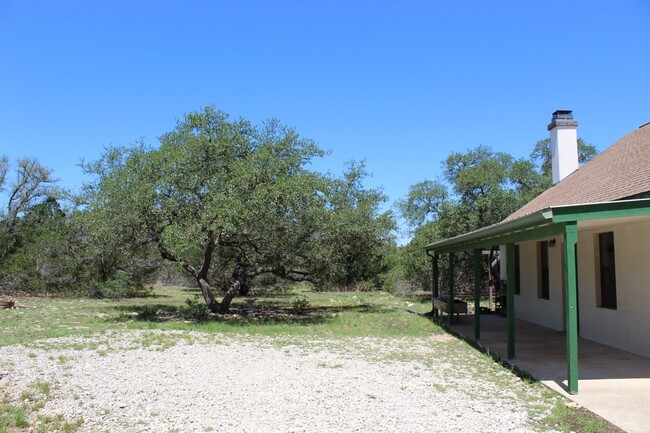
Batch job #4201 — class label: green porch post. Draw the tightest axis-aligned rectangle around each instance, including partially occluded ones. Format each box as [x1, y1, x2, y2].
[474, 249, 481, 340]
[564, 221, 579, 394]
[432, 254, 439, 318]
[448, 252, 455, 326]
[506, 243, 516, 359]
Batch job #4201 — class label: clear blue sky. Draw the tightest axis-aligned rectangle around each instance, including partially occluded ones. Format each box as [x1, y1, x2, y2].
[2, 0, 649, 237]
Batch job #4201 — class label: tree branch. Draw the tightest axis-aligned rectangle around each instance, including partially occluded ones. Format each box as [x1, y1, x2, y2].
[198, 231, 216, 278]
[158, 243, 199, 277]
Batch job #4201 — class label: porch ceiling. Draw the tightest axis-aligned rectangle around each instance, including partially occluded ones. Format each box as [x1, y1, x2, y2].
[578, 213, 650, 231]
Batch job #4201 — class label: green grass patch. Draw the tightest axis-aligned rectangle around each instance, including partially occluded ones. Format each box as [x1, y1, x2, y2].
[0, 286, 442, 347]
[0, 403, 27, 432]
[0, 380, 83, 433]
[35, 414, 84, 433]
[545, 400, 624, 433]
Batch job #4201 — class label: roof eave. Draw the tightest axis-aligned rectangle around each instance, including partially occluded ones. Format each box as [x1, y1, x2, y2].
[424, 198, 650, 255]
[424, 210, 553, 254]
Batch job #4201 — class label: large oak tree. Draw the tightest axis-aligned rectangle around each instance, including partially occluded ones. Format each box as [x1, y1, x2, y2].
[83, 106, 393, 312]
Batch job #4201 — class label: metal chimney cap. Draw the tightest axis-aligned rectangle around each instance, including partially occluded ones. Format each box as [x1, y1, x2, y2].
[552, 110, 574, 119]
[548, 110, 578, 130]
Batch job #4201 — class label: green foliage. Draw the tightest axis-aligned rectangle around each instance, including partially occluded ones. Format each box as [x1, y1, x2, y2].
[88, 273, 153, 300]
[397, 146, 535, 291]
[0, 197, 72, 294]
[0, 195, 158, 297]
[396, 180, 447, 227]
[179, 295, 210, 321]
[442, 145, 532, 228]
[0, 157, 68, 295]
[397, 139, 599, 293]
[314, 161, 396, 289]
[0, 154, 159, 296]
[396, 221, 438, 289]
[531, 137, 599, 180]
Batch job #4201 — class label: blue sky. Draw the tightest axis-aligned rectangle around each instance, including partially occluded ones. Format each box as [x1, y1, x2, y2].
[1, 1, 649, 238]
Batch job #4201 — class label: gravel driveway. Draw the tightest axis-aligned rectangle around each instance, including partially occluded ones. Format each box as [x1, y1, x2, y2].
[0, 330, 558, 432]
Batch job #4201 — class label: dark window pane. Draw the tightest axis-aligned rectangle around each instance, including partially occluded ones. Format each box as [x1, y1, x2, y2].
[599, 232, 617, 309]
[514, 245, 521, 295]
[539, 241, 550, 299]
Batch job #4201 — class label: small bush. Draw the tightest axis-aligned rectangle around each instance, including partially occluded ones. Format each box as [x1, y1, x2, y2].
[357, 280, 379, 292]
[88, 273, 153, 299]
[290, 296, 310, 315]
[392, 278, 423, 299]
[178, 296, 210, 321]
[135, 306, 159, 321]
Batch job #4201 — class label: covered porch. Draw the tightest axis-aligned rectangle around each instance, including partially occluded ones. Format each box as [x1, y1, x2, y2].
[448, 314, 650, 433]
[425, 199, 650, 395]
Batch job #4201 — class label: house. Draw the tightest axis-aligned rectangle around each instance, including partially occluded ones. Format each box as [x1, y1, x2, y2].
[425, 111, 650, 394]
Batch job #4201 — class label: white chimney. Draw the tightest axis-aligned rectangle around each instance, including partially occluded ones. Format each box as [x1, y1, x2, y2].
[548, 110, 579, 184]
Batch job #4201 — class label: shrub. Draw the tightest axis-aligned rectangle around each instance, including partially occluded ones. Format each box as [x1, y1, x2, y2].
[290, 296, 310, 315]
[87, 273, 152, 299]
[178, 295, 210, 321]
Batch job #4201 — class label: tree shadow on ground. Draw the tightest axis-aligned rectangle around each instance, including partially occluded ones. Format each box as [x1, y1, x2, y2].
[112, 304, 179, 322]
[108, 299, 391, 326]
[180, 288, 200, 293]
[179, 286, 296, 299]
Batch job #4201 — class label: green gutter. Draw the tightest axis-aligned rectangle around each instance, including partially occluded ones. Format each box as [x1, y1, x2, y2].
[551, 199, 650, 222]
[425, 211, 554, 255]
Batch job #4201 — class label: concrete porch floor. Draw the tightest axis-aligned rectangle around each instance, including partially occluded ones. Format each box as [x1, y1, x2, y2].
[446, 313, 650, 433]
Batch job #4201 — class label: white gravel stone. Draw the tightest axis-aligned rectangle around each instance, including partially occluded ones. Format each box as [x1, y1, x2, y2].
[0, 331, 557, 432]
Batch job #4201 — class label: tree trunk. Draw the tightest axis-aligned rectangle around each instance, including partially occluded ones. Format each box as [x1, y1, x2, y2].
[218, 278, 242, 313]
[196, 276, 220, 313]
[158, 240, 235, 314]
[195, 275, 244, 314]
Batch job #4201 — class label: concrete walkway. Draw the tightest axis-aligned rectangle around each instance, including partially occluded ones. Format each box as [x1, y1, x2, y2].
[447, 313, 650, 433]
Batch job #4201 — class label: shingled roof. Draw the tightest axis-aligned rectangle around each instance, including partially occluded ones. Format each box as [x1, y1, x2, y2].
[506, 122, 650, 221]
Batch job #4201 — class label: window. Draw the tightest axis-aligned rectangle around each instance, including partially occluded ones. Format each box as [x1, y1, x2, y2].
[597, 232, 617, 309]
[538, 241, 550, 299]
[514, 245, 521, 295]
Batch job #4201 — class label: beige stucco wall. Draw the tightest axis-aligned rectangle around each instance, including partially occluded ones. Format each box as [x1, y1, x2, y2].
[515, 218, 650, 358]
[515, 240, 565, 330]
[577, 220, 650, 358]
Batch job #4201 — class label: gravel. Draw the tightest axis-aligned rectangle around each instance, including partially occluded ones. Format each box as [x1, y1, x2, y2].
[0, 330, 556, 432]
